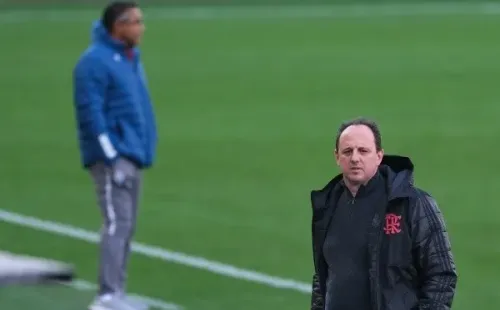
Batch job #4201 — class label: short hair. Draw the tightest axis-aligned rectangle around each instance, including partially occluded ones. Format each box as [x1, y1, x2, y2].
[335, 117, 382, 151]
[101, 1, 138, 33]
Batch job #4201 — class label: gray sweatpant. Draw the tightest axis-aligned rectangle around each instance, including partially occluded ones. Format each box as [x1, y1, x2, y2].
[89, 159, 142, 296]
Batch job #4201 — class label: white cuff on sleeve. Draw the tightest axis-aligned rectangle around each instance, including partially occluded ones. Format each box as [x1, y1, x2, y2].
[98, 133, 118, 159]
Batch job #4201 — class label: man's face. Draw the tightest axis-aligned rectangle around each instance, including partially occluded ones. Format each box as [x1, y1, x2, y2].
[335, 125, 384, 185]
[115, 8, 145, 47]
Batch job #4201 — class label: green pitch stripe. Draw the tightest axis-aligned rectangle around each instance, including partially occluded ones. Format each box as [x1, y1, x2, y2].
[0, 209, 312, 294]
[1, 2, 500, 23]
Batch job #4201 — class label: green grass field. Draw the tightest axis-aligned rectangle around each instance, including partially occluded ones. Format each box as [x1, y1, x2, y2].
[0, 3, 499, 309]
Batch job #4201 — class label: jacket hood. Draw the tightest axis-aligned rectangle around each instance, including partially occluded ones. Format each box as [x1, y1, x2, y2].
[379, 155, 415, 199]
[90, 20, 127, 51]
[312, 155, 416, 207]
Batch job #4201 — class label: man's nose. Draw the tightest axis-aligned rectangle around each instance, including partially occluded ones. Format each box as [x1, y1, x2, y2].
[350, 150, 360, 162]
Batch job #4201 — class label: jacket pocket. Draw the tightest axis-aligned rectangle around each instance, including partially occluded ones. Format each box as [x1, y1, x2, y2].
[382, 281, 418, 310]
[388, 264, 418, 285]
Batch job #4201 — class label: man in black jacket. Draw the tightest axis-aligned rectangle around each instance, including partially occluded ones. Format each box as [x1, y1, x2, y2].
[311, 118, 457, 310]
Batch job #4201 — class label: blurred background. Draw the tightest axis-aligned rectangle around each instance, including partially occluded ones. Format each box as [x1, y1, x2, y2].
[0, 0, 499, 309]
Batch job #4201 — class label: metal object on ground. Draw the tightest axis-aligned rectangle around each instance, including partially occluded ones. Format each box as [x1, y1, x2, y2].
[0, 251, 74, 286]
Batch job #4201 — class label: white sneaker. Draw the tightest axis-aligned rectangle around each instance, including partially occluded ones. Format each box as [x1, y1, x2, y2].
[89, 294, 143, 310]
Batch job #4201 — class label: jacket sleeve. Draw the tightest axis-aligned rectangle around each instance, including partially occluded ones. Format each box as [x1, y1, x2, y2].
[311, 273, 324, 310]
[412, 192, 458, 310]
[73, 57, 118, 165]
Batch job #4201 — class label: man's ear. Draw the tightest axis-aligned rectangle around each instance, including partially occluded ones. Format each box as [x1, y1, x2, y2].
[334, 149, 340, 166]
[377, 149, 384, 165]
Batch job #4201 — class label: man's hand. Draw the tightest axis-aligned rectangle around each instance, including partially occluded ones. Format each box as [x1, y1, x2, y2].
[112, 158, 137, 189]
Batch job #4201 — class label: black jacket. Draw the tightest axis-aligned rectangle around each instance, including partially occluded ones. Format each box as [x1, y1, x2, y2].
[311, 155, 457, 310]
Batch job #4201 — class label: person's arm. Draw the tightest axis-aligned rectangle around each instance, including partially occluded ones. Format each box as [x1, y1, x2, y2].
[412, 192, 458, 310]
[73, 58, 118, 165]
[311, 273, 324, 310]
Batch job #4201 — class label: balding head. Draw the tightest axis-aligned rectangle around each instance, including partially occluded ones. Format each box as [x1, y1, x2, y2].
[335, 118, 384, 194]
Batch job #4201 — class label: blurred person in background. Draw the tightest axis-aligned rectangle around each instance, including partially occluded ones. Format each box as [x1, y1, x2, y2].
[310, 118, 457, 310]
[72, 1, 157, 309]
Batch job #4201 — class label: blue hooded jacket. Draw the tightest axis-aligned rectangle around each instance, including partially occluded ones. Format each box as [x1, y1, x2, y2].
[73, 21, 157, 169]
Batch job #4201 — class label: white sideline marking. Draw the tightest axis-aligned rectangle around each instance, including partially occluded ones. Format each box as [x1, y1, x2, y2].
[0, 209, 312, 293]
[1, 2, 500, 23]
[67, 278, 182, 310]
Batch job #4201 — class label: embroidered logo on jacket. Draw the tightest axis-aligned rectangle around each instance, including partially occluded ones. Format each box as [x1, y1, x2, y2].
[384, 213, 402, 235]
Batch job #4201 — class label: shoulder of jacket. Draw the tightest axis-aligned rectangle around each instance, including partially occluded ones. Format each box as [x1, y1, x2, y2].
[310, 181, 342, 210]
[406, 187, 442, 220]
[310, 189, 326, 210]
[81, 43, 114, 62]
[413, 188, 437, 204]
[75, 46, 112, 74]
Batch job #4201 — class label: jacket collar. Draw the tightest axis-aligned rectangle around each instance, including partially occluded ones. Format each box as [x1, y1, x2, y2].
[311, 155, 416, 210]
[91, 20, 139, 58]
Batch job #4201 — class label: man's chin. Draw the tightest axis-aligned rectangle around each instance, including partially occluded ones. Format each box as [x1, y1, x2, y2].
[127, 42, 138, 48]
[346, 174, 366, 184]
[125, 38, 140, 48]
